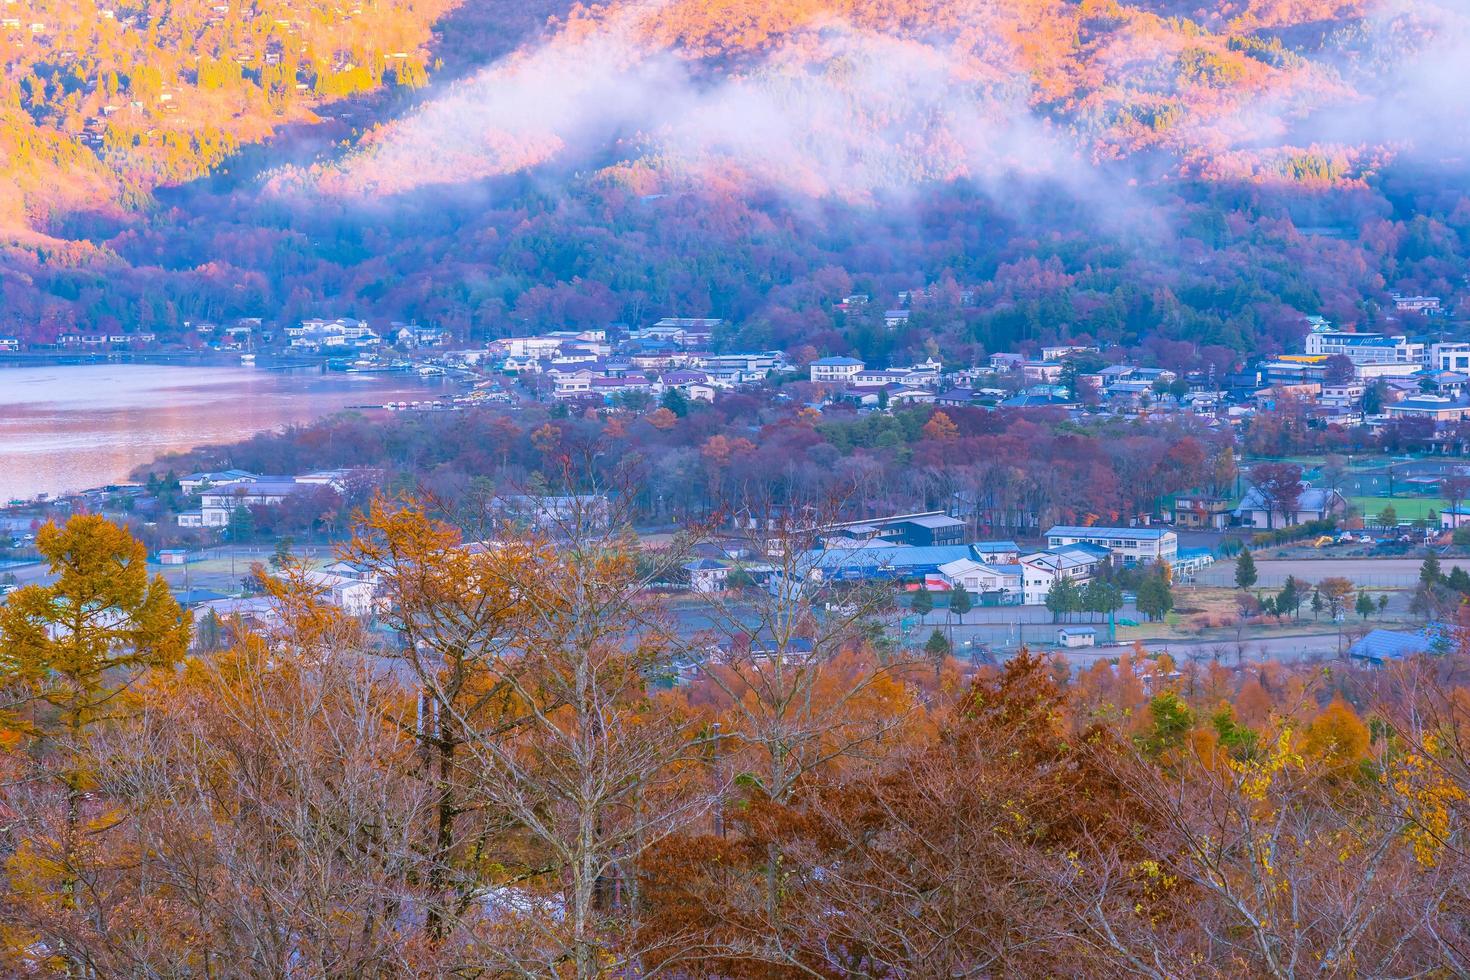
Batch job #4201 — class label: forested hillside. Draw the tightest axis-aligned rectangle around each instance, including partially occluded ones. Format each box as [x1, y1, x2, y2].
[2, 0, 1469, 368]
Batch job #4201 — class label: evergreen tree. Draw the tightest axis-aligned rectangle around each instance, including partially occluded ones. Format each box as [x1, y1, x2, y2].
[227, 504, 255, 541]
[1137, 574, 1174, 622]
[1356, 589, 1375, 620]
[1046, 576, 1081, 623]
[1421, 554, 1445, 588]
[949, 584, 973, 621]
[1235, 547, 1258, 589]
[1275, 575, 1303, 619]
[660, 386, 690, 417]
[1377, 593, 1390, 619]
[1311, 588, 1325, 620]
[910, 587, 934, 618]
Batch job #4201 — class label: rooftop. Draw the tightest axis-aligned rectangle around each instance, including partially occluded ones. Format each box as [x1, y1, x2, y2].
[1046, 525, 1173, 541]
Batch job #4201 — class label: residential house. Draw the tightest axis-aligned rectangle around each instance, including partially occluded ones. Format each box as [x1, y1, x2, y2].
[935, 388, 978, 407]
[684, 559, 729, 593]
[183, 479, 322, 527]
[659, 370, 716, 402]
[1170, 491, 1234, 530]
[1428, 372, 1469, 397]
[591, 374, 653, 401]
[551, 370, 597, 400]
[1044, 526, 1178, 565]
[302, 571, 376, 616]
[493, 494, 611, 531]
[1320, 382, 1366, 407]
[1020, 361, 1065, 383]
[1233, 487, 1347, 529]
[394, 323, 447, 347]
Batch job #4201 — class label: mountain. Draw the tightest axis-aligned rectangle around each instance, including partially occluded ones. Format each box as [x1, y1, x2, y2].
[2, 0, 1469, 365]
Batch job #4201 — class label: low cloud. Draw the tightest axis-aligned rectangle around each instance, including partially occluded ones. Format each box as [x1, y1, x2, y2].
[279, 0, 1470, 218]
[293, 17, 1113, 213]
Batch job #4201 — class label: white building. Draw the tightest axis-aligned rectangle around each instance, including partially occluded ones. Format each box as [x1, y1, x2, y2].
[937, 558, 1021, 601]
[302, 571, 376, 617]
[1432, 342, 1470, 373]
[1304, 331, 1424, 366]
[1057, 626, 1097, 648]
[809, 357, 866, 384]
[1044, 526, 1178, 566]
[684, 559, 729, 593]
[1019, 545, 1109, 606]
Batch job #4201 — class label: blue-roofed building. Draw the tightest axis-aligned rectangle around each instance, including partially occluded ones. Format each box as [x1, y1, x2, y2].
[1045, 525, 1178, 565]
[1348, 629, 1437, 665]
[973, 540, 1021, 564]
[802, 545, 976, 583]
[809, 357, 865, 384]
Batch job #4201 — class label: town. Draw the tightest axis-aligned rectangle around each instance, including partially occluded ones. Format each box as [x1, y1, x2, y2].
[7, 289, 1470, 669]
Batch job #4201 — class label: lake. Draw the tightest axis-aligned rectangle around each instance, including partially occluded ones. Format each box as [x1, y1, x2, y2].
[0, 363, 452, 502]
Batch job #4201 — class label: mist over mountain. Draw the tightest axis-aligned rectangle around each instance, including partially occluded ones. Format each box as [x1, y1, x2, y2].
[3, 0, 1470, 366]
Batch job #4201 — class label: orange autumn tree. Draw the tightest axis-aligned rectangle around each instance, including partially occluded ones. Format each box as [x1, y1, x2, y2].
[344, 496, 542, 939]
[0, 516, 188, 932]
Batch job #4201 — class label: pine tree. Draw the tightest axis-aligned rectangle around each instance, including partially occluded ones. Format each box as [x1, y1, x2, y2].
[949, 584, 972, 621]
[1421, 554, 1443, 588]
[910, 587, 934, 618]
[1356, 589, 1375, 620]
[1276, 575, 1302, 619]
[1235, 547, 1257, 589]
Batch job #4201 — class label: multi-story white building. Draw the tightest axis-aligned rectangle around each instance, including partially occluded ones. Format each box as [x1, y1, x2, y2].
[1044, 526, 1178, 566]
[1019, 545, 1109, 605]
[809, 356, 865, 384]
[1304, 331, 1424, 366]
[1432, 342, 1470, 373]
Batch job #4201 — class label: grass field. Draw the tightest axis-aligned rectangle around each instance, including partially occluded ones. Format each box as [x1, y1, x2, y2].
[1349, 496, 1447, 522]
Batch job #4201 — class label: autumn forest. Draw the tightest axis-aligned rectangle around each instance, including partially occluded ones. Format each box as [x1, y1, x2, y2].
[3, 497, 1470, 976]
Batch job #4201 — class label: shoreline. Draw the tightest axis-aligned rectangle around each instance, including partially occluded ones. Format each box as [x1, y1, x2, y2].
[0, 362, 455, 505]
[0, 351, 325, 370]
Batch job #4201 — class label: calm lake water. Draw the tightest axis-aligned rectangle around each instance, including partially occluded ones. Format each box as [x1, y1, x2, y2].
[0, 363, 451, 502]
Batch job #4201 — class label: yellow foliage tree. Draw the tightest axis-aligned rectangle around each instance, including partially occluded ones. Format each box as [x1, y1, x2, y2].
[0, 515, 189, 910]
